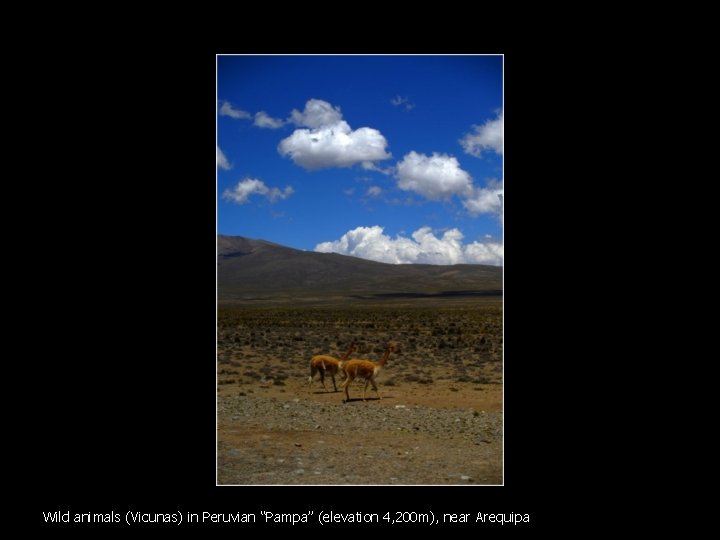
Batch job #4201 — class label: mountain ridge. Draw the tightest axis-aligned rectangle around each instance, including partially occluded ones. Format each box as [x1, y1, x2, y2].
[218, 235, 502, 303]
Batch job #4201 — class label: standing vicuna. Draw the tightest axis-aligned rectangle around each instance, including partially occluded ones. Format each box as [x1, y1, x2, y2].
[309, 341, 357, 393]
[341, 342, 397, 402]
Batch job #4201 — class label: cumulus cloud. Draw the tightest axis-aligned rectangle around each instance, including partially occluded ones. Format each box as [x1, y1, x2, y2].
[222, 178, 294, 205]
[254, 111, 285, 129]
[396, 151, 473, 200]
[315, 225, 503, 266]
[216, 145, 231, 170]
[390, 95, 415, 111]
[395, 152, 503, 219]
[462, 179, 504, 216]
[219, 100, 251, 120]
[366, 186, 382, 197]
[464, 241, 504, 265]
[279, 99, 391, 170]
[289, 99, 343, 128]
[460, 110, 504, 157]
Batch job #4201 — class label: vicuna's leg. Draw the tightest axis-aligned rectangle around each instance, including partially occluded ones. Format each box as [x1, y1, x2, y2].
[319, 369, 328, 392]
[363, 379, 370, 401]
[342, 375, 353, 402]
[370, 377, 381, 399]
[308, 366, 317, 394]
[331, 370, 337, 392]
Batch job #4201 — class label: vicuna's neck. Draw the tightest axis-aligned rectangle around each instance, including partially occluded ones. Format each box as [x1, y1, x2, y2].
[340, 344, 355, 361]
[379, 347, 393, 367]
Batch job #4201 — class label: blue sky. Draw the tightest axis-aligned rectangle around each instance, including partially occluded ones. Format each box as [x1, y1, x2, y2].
[217, 55, 503, 265]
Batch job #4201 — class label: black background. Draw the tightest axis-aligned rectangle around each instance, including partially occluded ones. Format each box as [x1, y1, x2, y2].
[24, 41, 608, 532]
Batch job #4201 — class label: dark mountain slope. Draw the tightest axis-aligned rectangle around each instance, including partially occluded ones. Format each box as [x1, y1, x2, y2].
[218, 235, 502, 302]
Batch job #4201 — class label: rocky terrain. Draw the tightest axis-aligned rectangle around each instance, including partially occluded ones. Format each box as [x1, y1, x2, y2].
[217, 304, 503, 485]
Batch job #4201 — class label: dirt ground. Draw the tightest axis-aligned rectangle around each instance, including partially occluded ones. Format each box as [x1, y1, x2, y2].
[218, 377, 501, 410]
[217, 304, 503, 485]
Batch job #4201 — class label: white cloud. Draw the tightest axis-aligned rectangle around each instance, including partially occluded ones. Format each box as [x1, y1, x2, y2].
[279, 99, 391, 170]
[367, 186, 382, 197]
[222, 178, 294, 205]
[460, 110, 504, 157]
[219, 101, 251, 120]
[264, 186, 294, 202]
[463, 241, 504, 265]
[254, 111, 285, 129]
[216, 145, 231, 170]
[462, 179, 504, 216]
[289, 99, 343, 128]
[396, 151, 473, 200]
[390, 95, 415, 110]
[315, 225, 503, 266]
[395, 152, 503, 219]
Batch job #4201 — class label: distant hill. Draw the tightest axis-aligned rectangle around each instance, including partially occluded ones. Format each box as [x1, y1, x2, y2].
[218, 235, 502, 303]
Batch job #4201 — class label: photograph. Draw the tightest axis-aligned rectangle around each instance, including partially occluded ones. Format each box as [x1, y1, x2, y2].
[216, 54, 503, 485]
